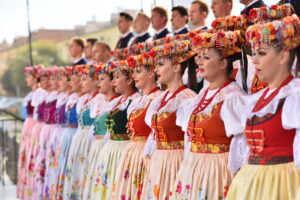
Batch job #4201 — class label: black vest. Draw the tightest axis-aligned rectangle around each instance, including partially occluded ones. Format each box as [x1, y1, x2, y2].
[130, 32, 151, 46]
[241, 0, 267, 16]
[153, 28, 170, 40]
[174, 27, 189, 35]
[115, 32, 134, 49]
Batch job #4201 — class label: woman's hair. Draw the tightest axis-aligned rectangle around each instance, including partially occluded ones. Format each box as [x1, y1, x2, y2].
[214, 48, 241, 77]
[273, 43, 298, 69]
[180, 55, 198, 93]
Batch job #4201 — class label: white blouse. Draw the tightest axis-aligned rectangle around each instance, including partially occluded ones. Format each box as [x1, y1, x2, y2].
[221, 78, 300, 171]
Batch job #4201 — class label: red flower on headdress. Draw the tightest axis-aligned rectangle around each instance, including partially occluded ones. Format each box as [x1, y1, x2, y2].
[127, 56, 136, 68]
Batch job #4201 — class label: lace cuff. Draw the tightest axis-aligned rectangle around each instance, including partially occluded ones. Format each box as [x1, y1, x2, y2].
[228, 134, 249, 173]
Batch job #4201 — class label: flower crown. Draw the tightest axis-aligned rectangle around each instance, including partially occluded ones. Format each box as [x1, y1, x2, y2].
[47, 66, 60, 76]
[211, 15, 249, 31]
[58, 66, 67, 76]
[191, 30, 243, 58]
[249, 4, 294, 23]
[111, 32, 202, 60]
[108, 60, 130, 73]
[24, 64, 44, 77]
[127, 52, 156, 70]
[246, 15, 300, 51]
[82, 64, 98, 79]
[150, 40, 196, 64]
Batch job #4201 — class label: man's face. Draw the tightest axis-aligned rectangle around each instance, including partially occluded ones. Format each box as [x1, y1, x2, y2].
[189, 3, 202, 27]
[151, 11, 165, 30]
[92, 45, 106, 63]
[118, 16, 131, 34]
[133, 15, 146, 34]
[84, 41, 93, 60]
[69, 41, 80, 58]
[171, 10, 187, 30]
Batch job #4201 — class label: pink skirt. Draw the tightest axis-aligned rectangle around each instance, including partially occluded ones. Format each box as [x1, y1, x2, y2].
[17, 117, 36, 199]
[33, 124, 57, 200]
[23, 121, 45, 200]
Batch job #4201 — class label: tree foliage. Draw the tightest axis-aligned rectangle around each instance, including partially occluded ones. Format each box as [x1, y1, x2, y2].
[1, 40, 68, 97]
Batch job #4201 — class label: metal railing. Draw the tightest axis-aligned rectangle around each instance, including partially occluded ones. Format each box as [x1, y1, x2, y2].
[0, 109, 24, 186]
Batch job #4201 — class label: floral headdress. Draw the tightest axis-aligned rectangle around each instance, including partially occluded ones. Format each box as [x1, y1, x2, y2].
[246, 15, 300, 51]
[126, 52, 156, 70]
[24, 64, 44, 77]
[150, 40, 196, 65]
[249, 4, 295, 24]
[58, 66, 67, 76]
[82, 64, 98, 80]
[211, 15, 249, 32]
[191, 30, 243, 57]
[73, 65, 85, 75]
[108, 60, 130, 74]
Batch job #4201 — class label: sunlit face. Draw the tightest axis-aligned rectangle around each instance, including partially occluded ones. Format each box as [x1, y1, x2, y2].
[211, 0, 230, 18]
[253, 44, 282, 83]
[58, 75, 69, 91]
[69, 74, 81, 93]
[84, 41, 94, 60]
[69, 41, 81, 58]
[49, 75, 59, 90]
[132, 66, 154, 90]
[197, 48, 226, 82]
[133, 15, 147, 34]
[171, 10, 187, 30]
[40, 76, 49, 90]
[154, 58, 176, 85]
[151, 11, 166, 30]
[80, 74, 95, 93]
[189, 3, 202, 27]
[25, 74, 35, 87]
[118, 16, 132, 34]
[98, 73, 114, 95]
[112, 70, 133, 94]
[92, 45, 106, 63]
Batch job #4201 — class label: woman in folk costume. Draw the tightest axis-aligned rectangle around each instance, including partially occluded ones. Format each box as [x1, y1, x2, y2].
[236, 3, 295, 94]
[222, 15, 300, 200]
[44, 66, 70, 199]
[112, 52, 162, 200]
[142, 40, 197, 200]
[92, 60, 140, 200]
[63, 64, 103, 199]
[82, 63, 120, 200]
[17, 65, 42, 199]
[53, 66, 82, 200]
[34, 66, 60, 200]
[24, 67, 49, 200]
[170, 30, 245, 200]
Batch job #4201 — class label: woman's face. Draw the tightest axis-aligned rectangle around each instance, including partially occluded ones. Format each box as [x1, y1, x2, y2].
[49, 75, 59, 90]
[253, 44, 282, 83]
[58, 75, 69, 92]
[197, 48, 226, 82]
[25, 74, 35, 87]
[154, 58, 176, 85]
[69, 74, 81, 93]
[98, 73, 114, 95]
[132, 66, 154, 90]
[81, 74, 95, 93]
[112, 70, 132, 94]
[40, 76, 49, 90]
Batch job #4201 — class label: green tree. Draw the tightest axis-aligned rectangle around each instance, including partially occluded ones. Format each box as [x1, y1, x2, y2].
[1, 40, 68, 97]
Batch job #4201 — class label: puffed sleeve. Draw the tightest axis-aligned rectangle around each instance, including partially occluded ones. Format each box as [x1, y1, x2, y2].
[142, 130, 156, 157]
[282, 93, 300, 169]
[144, 92, 164, 127]
[221, 95, 247, 137]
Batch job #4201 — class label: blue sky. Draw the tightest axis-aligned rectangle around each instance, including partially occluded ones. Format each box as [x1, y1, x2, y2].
[0, 0, 279, 43]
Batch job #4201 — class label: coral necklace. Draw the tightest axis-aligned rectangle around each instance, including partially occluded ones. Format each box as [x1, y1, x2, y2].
[252, 75, 293, 112]
[192, 79, 233, 114]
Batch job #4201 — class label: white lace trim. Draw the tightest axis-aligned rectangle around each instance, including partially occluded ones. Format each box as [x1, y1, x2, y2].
[294, 129, 300, 169]
[127, 90, 162, 119]
[65, 93, 79, 111]
[56, 92, 69, 108]
[76, 94, 89, 113]
[23, 91, 33, 106]
[115, 92, 142, 111]
[145, 88, 196, 127]
[228, 134, 249, 173]
[31, 88, 47, 107]
[178, 82, 244, 133]
[46, 91, 58, 103]
[89, 94, 106, 118]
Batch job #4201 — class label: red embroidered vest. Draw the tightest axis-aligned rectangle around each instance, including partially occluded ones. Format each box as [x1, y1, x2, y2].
[244, 99, 295, 165]
[152, 112, 184, 150]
